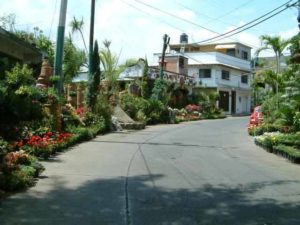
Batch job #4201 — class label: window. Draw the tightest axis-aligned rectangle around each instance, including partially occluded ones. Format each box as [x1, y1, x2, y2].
[241, 75, 248, 84]
[221, 70, 230, 80]
[199, 69, 211, 78]
[179, 57, 184, 68]
[226, 49, 235, 56]
[242, 51, 248, 60]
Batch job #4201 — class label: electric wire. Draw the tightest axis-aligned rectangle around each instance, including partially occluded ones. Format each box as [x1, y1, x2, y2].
[120, 0, 186, 32]
[196, 2, 297, 45]
[134, 0, 295, 51]
[48, 0, 58, 39]
[206, 0, 255, 24]
[190, 0, 296, 45]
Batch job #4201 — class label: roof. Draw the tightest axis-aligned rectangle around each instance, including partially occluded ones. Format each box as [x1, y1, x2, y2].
[0, 27, 42, 63]
[170, 41, 252, 49]
[72, 72, 88, 82]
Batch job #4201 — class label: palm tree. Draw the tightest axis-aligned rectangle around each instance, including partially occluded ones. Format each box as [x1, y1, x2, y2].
[256, 35, 290, 73]
[100, 40, 120, 93]
[70, 17, 88, 53]
[255, 35, 290, 108]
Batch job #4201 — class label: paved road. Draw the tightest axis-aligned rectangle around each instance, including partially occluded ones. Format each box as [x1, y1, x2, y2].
[1, 117, 300, 225]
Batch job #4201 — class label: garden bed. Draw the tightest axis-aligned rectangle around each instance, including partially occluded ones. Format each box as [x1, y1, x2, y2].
[254, 132, 300, 163]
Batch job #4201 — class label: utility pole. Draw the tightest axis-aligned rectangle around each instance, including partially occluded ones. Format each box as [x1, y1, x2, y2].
[54, 0, 68, 96]
[89, 0, 96, 79]
[160, 34, 170, 79]
[298, 0, 300, 30]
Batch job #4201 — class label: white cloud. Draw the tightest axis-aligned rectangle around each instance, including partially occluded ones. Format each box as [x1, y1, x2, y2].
[0, 0, 298, 64]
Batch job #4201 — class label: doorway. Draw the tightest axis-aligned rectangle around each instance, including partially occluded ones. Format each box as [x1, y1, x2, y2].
[231, 91, 236, 114]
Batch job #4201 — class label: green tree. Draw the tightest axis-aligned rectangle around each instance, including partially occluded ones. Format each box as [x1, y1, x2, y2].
[256, 35, 290, 73]
[252, 70, 281, 94]
[70, 17, 88, 53]
[63, 36, 86, 83]
[100, 40, 120, 93]
[87, 40, 101, 111]
[15, 27, 55, 65]
[141, 57, 151, 99]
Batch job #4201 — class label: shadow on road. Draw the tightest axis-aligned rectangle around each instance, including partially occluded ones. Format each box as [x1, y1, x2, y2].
[1, 174, 300, 225]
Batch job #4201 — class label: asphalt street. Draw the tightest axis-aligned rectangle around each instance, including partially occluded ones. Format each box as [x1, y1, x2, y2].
[1, 117, 300, 225]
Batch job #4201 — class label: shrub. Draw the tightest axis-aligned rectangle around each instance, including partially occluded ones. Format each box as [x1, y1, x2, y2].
[0, 151, 44, 191]
[144, 99, 169, 124]
[151, 79, 169, 104]
[0, 137, 10, 160]
[248, 126, 264, 136]
[0, 169, 35, 191]
[273, 145, 300, 163]
[276, 133, 300, 147]
[93, 94, 112, 131]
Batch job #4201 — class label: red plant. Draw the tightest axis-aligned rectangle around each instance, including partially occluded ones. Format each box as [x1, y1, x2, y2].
[14, 131, 73, 149]
[185, 104, 200, 113]
[76, 107, 87, 118]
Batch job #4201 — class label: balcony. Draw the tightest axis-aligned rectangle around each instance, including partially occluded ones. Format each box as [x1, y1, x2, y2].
[185, 52, 251, 72]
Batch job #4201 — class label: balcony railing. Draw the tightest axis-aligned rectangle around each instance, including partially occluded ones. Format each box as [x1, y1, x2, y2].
[185, 52, 251, 71]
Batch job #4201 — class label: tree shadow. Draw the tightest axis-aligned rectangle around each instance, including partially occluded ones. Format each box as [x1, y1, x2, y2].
[0, 174, 300, 225]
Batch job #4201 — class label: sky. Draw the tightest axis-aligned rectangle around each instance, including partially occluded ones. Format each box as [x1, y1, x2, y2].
[0, 0, 299, 65]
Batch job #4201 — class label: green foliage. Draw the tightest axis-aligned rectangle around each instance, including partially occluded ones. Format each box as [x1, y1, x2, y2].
[87, 40, 101, 111]
[198, 91, 221, 118]
[256, 35, 291, 73]
[273, 145, 300, 162]
[100, 40, 120, 94]
[144, 99, 169, 124]
[0, 64, 46, 136]
[94, 93, 112, 131]
[151, 79, 169, 104]
[49, 75, 60, 85]
[119, 93, 147, 120]
[0, 152, 44, 191]
[120, 93, 169, 124]
[70, 17, 88, 53]
[288, 33, 300, 57]
[0, 169, 35, 191]
[15, 27, 55, 65]
[63, 37, 86, 83]
[0, 137, 9, 160]
[141, 58, 151, 99]
[5, 64, 35, 88]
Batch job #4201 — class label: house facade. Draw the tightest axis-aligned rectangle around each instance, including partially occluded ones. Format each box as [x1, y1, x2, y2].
[153, 37, 252, 114]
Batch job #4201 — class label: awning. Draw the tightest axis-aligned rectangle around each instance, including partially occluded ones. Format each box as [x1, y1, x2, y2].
[215, 44, 236, 49]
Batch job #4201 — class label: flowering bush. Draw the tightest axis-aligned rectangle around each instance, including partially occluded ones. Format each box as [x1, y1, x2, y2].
[76, 107, 87, 118]
[13, 130, 72, 159]
[185, 104, 200, 113]
[3, 150, 30, 171]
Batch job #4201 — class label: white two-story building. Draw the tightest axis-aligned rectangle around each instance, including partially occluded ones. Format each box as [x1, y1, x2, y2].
[153, 34, 252, 115]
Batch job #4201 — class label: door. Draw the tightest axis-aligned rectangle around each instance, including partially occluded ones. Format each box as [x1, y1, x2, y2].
[219, 91, 229, 112]
[231, 91, 236, 114]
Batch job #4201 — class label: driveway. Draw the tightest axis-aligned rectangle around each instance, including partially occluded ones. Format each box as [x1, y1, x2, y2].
[1, 117, 300, 225]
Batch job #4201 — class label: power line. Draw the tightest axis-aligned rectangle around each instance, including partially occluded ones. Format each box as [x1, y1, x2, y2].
[194, 1, 297, 45]
[120, 0, 185, 32]
[206, 0, 255, 24]
[173, 0, 271, 38]
[133, 0, 294, 51]
[48, 0, 58, 39]
[134, 0, 220, 35]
